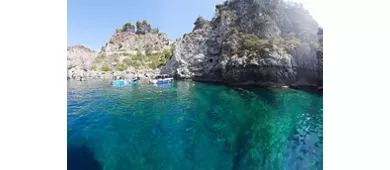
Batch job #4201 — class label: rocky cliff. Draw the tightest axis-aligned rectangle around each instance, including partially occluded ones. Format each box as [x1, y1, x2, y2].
[67, 45, 96, 81]
[161, 0, 323, 87]
[67, 21, 173, 81]
[102, 31, 171, 56]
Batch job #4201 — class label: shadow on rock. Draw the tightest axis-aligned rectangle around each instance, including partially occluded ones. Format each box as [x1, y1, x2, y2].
[67, 145, 102, 170]
[289, 85, 323, 96]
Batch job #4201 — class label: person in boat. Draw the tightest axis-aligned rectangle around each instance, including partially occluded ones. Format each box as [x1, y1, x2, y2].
[115, 76, 123, 81]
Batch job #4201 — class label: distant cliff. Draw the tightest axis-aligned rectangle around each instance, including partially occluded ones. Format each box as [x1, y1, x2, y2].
[67, 21, 173, 81]
[67, 45, 96, 81]
[161, 0, 323, 87]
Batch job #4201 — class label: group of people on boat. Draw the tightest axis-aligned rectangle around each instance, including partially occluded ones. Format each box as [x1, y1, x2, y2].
[111, 74, 173, 86]
[148, 74, 173, 85]
[111, 77, 138, 86]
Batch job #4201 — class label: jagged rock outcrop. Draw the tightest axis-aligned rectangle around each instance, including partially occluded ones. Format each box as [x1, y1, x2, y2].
[161, 0, 323, 87]
[101, 31, 171, 56]
[67, 45, 96, 81]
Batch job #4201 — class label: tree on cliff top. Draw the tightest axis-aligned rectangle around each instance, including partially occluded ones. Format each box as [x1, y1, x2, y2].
[136, 20, 152, 34]
[122, 22, 136, 33]
[152, 28, 160, 34]
[193, 16, 209, 31]
[136, 21, 142, 33]
[143, 20, 152, 33]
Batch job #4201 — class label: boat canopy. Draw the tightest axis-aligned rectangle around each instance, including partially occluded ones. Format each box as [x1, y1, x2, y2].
[154, 74, 171, 79]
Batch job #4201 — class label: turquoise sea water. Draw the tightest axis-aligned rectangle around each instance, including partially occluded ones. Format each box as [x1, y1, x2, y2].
[67, 80, 323, 170]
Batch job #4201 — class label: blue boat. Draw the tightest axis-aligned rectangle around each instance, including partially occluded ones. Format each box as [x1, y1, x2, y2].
[111, 78, 138, 86]
[149, 74, 173, 85]
[111, 80, 127, 86]
[156, 79, 170, 84]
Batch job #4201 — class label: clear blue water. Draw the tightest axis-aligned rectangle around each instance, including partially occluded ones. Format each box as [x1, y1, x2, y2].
[67, 80, 323, 170]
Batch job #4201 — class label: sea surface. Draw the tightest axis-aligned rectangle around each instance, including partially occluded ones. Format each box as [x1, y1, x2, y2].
[67, 80, 323, 170]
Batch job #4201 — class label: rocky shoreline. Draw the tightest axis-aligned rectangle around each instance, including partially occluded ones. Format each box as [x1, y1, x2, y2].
[67, 67, 159, 81]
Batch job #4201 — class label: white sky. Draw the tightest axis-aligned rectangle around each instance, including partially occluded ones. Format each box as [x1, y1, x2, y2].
[290, 0, 324, 27]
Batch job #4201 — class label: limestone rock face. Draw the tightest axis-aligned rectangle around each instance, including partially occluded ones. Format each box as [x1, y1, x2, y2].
[161, 0, 323, 86]
[67, 28, 172, 81]
[67, 45, 96, 81]
[101, 32, 171, 56]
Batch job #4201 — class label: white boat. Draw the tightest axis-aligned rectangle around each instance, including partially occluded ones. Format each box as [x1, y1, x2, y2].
[149, 74, 173, 84]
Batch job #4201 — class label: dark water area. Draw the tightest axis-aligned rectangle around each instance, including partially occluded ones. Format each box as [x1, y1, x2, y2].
[67, 80, 323, 170]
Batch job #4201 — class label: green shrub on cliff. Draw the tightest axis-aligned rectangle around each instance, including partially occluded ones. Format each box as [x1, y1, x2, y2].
[243, 34, 261, 50]
[152, 28, 160, 33]
[163, 49, 172, 59]
[145, 53, 159, 64]
[148, 62, 158, 69]
[96, 55, 104, 63]
[240, 33, 301, 57]
[144, 43, 154, 55]
[136, 20, 152, 34]
[159, 57, 167, 66]
[123, 57, 142, 68]
[134, 51, 144, 60]
[101, 65, 111, 72]
[116, 51, 170, 69]
[122, 58, 132, 66]
[242, 34, 270, 52]
[115, 63, 127, 71]
[280, 37, 300, 50]
[193, 16, 209, 31]
[89, 65, 97, 71]
[216, 4, 224, 9]
[131, 61, 141, 68]
[122, 22, 135, 33]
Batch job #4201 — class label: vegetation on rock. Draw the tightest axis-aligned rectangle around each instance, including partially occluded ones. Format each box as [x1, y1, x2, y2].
[193, 16, 210, 31]
[136, 20, 152, 34]
[115, 63, 127, 71]
[216, 4, 224, 9]
[122, 22, 136, 33]
[101, 65, 111, 72]
[152, 28, 160, 34]
[238, 33, 300, 57]
[115, 20, 155, 35]
[242, 34, 270, 53]
[96, 50, 172, 71]
[89, 65, 97, 71]
[163, 49, 173, 60]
